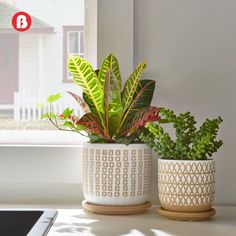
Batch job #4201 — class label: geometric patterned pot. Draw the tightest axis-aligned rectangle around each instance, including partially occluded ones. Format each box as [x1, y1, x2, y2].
[83, 143, 152, 205]
[158, 159, 215, 212]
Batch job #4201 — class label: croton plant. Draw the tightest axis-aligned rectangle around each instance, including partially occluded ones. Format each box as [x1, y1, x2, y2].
[43, 54, 160, 144]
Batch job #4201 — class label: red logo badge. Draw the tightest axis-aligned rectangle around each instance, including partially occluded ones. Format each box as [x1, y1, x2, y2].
[12, 12, 32, 32]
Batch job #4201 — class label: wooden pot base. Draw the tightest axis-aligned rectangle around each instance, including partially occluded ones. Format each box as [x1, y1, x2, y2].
[82, 200, 152, 215]
[158, 207, 215, 221]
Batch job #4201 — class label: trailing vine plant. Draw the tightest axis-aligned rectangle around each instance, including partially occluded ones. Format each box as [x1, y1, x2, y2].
[139, 108, 223, 160]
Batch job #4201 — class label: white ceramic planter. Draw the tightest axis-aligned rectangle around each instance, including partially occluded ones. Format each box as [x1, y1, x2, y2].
[83, 143, 152, 205]
[158, 159, 215, 212]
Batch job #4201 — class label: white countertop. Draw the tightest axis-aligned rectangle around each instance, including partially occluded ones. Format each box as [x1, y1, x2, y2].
[46, 205, 236, 236]
[1, 205, 235, 236]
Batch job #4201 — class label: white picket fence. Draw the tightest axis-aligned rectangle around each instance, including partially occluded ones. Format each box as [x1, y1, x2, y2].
[14, 92, 81, 122]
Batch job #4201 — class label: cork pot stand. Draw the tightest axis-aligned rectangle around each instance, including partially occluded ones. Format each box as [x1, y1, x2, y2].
[158, 207, 215, 221]
[82, 200, 152, 215]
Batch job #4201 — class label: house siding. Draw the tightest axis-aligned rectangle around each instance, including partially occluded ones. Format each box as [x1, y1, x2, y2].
[15, 0, 84, 95]
[19, 34, 39, 93]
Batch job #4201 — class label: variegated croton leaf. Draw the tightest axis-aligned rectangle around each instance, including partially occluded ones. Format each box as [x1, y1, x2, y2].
[121, 61, 147, 113]
[67, 91, 90, 113]
[98, 53, 122, 89]
[118, 79, 156, 135]
[104, 69, 123, 138]
[76, 112, 104, 137]
[120, 106, 160, 136]
[68, 56, 105, 128]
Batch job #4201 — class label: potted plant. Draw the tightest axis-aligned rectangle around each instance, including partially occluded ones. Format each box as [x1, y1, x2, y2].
[140, 108, 223, 220]
[43, 54, 160, 214]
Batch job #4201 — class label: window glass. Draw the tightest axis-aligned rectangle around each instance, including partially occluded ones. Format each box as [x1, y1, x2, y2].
[68, 32, 79, 54]
[80, 31, 85, 56]
[64, 27, 85, 81]
[0, 0, 86, 130]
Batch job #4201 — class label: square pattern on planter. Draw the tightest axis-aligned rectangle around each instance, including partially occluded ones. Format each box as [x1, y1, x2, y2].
[83, 148, 152, 199]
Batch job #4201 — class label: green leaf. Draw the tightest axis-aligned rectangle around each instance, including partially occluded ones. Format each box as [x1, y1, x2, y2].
[158, 119, 169, 124]
[89, 134, 107, 143]
[63, 121, 74, 128]
[41, 113, 49, 119]
[104, 69, 123, 137]
[118, 80, 155, 134]
[75, 124, 88, 131]
[83, 92, 97, 114]
[121, 61, 147, 113]
[41, 112, 57, 119]
[115, 136, 136, 145]
[94, 68, 100, 77]
[47, 93, 61, 103]
[68, 55, 104, 126]
[62, 121, 87, 132]
[36, 103, 44, 109]
[63, 108, 74, 119]
[98, 53, 122, 89]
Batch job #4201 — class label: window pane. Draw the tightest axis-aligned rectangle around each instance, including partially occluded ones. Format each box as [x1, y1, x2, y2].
[80, 31, 85, 53]
[69, 32, 79, 54]
[0, 0, 87, 130]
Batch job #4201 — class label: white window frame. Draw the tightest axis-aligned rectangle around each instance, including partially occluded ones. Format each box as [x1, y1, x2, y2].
[63, 26, 85, 83]
[67, 31, 85, 57]
[67, 30, 85, 80]
[1, 0, 135, 147]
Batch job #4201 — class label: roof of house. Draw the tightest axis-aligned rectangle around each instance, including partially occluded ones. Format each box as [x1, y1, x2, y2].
[0, 2, 54, 33]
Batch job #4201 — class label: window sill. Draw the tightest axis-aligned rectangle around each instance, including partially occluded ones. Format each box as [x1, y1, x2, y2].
[0, 130, 88, 146]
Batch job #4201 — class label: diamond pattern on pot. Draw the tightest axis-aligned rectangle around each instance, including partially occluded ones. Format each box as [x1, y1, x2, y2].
[158, 160, 215, 207]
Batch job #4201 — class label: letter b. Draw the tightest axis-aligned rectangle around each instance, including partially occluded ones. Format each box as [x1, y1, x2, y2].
[17, 15, 28, 29]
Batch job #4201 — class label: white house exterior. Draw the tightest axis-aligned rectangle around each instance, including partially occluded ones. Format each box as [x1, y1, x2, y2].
[0, 0, 86, 121]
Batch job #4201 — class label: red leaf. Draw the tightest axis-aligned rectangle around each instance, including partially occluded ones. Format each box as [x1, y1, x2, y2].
[67, 91, 90, 113]
[77, 113, 104, 136]
[58, 114, 79, 124]
[58, 114, 64, 118]
[121, 106, 160, 136]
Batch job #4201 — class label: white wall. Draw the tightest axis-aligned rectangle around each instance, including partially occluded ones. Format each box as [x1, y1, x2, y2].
[134, 0, 236, 204]
[0, 146, 84, 204]
[97, 0, 133, 80]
